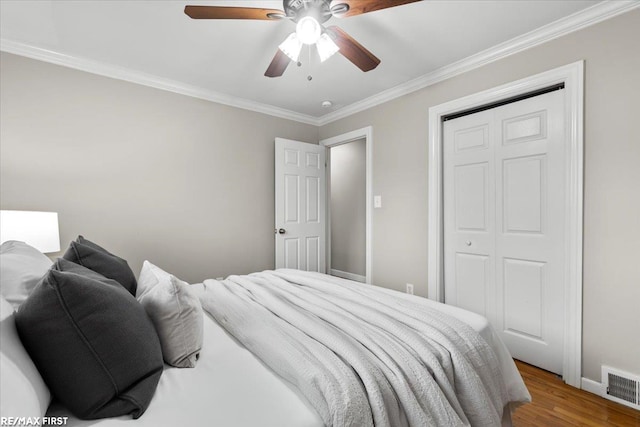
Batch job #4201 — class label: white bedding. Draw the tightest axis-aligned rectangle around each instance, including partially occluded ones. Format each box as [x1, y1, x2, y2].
[50, 273, 529, 427]
[47, 302, 324, 427]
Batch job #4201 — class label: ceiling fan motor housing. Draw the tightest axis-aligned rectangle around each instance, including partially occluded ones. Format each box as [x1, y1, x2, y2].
[284, 0, 332, 24]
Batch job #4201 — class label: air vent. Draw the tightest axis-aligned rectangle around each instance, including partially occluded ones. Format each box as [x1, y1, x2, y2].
[602, 366, 640, 410]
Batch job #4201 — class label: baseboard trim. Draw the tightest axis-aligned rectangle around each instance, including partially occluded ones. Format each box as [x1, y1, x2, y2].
[330, 269, 366, 283]
[581, 377, 605, 396]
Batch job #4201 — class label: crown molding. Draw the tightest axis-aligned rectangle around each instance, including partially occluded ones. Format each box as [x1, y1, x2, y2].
[1, 1, 637, 127]
[0, 39, 319, 126]
[317, 0, 639, 125]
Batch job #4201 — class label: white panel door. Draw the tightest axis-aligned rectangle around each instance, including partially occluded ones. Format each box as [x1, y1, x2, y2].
[275, 138, 326, 272]
[444, 110, 496, 320]
[444, 90, 565, 374]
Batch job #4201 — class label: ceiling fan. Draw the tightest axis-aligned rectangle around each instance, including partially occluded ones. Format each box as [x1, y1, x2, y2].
[184, 0, 421, 77]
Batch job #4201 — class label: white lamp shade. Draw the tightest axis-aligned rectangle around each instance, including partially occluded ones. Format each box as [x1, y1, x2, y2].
[279, 32, 303, 62]
[316, 33, 339, 62]
[0, 210, 61, 253]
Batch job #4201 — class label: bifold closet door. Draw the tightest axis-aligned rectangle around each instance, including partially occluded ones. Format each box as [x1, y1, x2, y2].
[444, 89, 566, 374]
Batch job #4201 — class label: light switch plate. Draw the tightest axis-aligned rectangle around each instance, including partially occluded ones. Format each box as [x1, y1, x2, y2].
[374, 195, 382, 208]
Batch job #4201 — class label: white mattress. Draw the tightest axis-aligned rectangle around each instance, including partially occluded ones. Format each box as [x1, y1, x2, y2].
[51, 282, 527, 427]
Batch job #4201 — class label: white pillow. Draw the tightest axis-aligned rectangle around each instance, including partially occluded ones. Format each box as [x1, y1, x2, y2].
[0, 295, 51, 420]
[0, 241, 53, 308]
[137, 261, 203, 368]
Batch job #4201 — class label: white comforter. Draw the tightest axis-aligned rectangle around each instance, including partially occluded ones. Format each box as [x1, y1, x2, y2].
[197, 269, 528, 427]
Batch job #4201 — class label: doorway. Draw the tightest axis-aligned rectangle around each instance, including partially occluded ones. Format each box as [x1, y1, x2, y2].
[427, 61, 584, 387]
[329, 138, 366, 282]
[320, 126, 373, 284]
[443, 88, 566, 374]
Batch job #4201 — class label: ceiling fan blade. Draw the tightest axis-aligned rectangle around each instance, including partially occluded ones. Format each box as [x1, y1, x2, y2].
[326, 26, 380, 72]
[329, 0, 421, 18]
[265, 49, 291, 78]
[184, 6, 285, 20]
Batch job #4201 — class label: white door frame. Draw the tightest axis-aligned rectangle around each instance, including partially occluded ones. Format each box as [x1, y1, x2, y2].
[320, 126, 373, 284]
[427, 61, 584, 387]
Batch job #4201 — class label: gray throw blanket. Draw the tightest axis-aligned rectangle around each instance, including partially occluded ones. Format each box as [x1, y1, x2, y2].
[197, 269, 511, 427]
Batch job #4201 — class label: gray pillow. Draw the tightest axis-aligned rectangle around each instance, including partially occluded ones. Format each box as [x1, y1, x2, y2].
[137, 261, 203, 368]
[15, 259, 163, 420]
[63, 236, 137, 295]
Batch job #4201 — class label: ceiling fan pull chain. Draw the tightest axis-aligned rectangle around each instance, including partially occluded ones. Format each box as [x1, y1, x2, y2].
[307, 44, 313, 81]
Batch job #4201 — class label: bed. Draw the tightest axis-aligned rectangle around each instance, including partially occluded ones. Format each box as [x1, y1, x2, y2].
[1, 238, 530, 427]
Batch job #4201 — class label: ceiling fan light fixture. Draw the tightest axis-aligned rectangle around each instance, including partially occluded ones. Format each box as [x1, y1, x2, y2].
[278, 32, 303, 61]
[296, 16, 321, 45]
[316, 32, 339, 62]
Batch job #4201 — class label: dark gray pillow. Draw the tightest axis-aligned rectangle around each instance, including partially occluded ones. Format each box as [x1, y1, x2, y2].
[15, 259, 163, 420]
[63, 236, 137, 295]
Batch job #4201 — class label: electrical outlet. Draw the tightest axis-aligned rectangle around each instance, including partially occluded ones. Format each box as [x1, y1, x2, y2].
[406, 283, 414, 295]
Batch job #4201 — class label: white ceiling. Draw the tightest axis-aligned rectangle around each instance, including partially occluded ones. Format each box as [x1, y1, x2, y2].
[0, 1, 612, 121]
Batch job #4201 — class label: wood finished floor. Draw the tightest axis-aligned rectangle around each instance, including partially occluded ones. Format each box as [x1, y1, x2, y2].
[512, 360, 640, 426]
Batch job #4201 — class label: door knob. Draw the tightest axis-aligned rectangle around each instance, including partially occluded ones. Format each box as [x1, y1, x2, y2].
[278, 228, 286, 234]
[466, 240, 472, 246]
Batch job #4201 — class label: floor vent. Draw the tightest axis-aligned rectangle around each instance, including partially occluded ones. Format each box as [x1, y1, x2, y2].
[602, 366, 640, 410]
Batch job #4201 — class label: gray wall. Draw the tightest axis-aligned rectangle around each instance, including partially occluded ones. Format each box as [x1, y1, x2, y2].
[1, 9, 638, 384]
[0, 52, 318, 284]
[330, 139, 366, 277]
[319, 10, 640, 382]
